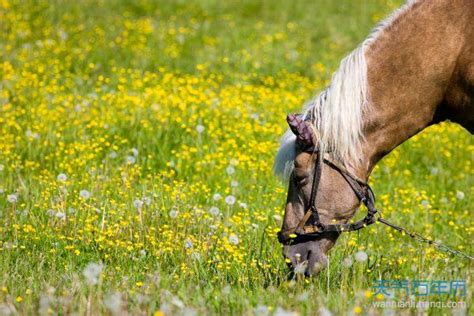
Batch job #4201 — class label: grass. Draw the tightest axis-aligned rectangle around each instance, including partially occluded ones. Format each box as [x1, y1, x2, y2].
[0, 0, 472, 314]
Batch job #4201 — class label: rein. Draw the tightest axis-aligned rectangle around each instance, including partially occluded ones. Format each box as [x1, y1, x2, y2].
[277, 150, 474, 261]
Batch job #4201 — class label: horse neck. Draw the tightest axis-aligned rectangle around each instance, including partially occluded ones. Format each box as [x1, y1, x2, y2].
[355, 0, 469, 179]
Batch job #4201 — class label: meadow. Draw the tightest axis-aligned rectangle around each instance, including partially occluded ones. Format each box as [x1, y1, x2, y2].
[0, 0, 472, 314]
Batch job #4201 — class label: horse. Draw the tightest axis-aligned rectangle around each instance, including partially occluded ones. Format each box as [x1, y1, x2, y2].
[274, 0, 473, 276]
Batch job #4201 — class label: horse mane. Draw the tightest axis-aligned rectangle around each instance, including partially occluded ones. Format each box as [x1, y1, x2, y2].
[274, 0, 420, 180]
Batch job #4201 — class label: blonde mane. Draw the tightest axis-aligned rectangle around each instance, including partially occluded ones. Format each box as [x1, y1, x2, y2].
[274, 0, 420, 180]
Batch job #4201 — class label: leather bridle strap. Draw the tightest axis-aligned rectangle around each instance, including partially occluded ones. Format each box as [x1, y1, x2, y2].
[277, 153, 378, 244]
[295, 149, 323, 233]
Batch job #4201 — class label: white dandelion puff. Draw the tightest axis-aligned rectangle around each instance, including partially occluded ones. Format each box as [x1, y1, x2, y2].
[126, 155, 136, 164]
[82, 262, 103, 285]
[169, 209, 178, 218]
[456, 191, 465, 200]
[57, 173, 67, 182]
[355, 250, 368, 262]
[225, 195, 236, 205]
[342, 257, 353, 267]
[7, 194, 17, 203]
[226, 165, 235, 175]
[196, 125, 205, 134]
[55, 212, 66, 220]
[184, 239, 193, 249]
[209, 206, 220, 216]
[228, 233, 239, 245]
[104, 292, 122, 315]
[212, 193, 222, 201]
[133, 199, 144, 209]
[79, 190, 91, 200]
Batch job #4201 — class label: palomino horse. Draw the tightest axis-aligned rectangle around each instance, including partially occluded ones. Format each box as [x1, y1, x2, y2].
[274, 0, 473, 276]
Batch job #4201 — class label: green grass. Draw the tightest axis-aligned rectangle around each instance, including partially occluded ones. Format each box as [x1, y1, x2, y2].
[0, 0, 472, 315]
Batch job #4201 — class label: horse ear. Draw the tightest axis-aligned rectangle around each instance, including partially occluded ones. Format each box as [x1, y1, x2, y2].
[286, 114, 302, 136]
[286, 114, 314, 147]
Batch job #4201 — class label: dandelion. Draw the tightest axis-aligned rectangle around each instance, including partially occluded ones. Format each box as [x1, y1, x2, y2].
[79, 190, 91, 199]
[342, 257, 353, 267]
[238, 202, 247, 208]
[226, 165, 235, 175]
[456, 191, 465, 200]
[273, 214, 282, 221]
[184, 239, 193, 249]
[133, 199, 144, 209]
[131, 148, 139, 156]
[104, 292, 123, 315]
[228, 233, 239, 245]
[196, 124, 205, 133]
[191, 252, 201, 261]
[353, 306, 362, 314]
[82, 262, 103, 285]
[126, 155, 136, 164]
[225, 195, 236, 205]
[109, 151, 118, 159]
[274, 307, 297, 316]
[57, 173, 67, 182]
[143, 196, 152, 206]
[319, 307, 332, 316]
[55, 212, 66, 220]
[209, 206, 220, 216]
[212, 193, 222, 201]
[293, 261, 308, 275]
[355, 251, 368, 262]
[253, 305, 270, 316]
[230, 180, 238, 187]
[7, 194, 17, 203]
[0, 164, 4, 171]
[430, 167, 439, 175]
[169, 209, 178, 218]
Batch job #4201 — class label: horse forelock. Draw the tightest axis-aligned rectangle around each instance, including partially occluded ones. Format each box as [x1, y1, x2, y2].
[274, 0, 420, 180]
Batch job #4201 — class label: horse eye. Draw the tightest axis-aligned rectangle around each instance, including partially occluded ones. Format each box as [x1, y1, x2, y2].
[292, 173, 308, 186]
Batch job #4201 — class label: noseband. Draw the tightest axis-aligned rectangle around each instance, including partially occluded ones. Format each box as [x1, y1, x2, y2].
[277, 149, 378, 244]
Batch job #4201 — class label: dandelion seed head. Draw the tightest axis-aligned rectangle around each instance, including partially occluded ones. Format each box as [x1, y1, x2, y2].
[354, 251, 368, 262]
[57, 173, 67, 182]
[104, 291, 122, 314]
[225, 195, 236, 205]
[226, 165, 235, 175]
[79, 190, 91, 199]
[169, 209, 178, 218]
[228, 233, 239, 245]
[7, 194, 17, 203]
[196, 125, 205, 133]
[209, 206, 220, 216]
[82, 262, 103, 285]
[133, 199, 144, 209]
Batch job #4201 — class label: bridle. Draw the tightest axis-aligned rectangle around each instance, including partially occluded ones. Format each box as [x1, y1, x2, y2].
[277, 149, 378, 244]
[276, 114, 473, 260]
